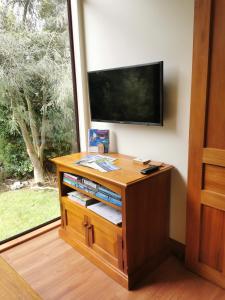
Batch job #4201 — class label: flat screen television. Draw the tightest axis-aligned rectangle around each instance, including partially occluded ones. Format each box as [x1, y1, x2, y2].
[88, 61, 163, 126]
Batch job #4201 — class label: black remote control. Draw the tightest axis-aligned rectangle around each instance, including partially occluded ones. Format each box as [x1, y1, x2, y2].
[140, 165, 160, 175]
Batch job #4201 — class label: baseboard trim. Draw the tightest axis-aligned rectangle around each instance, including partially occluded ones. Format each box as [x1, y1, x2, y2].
[169, 238, 185, 261]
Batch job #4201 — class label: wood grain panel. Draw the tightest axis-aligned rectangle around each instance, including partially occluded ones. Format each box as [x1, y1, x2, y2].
[186, 0, 225, 288]
[223, 219, 225, 277]
[3, 230, 225, 299]
[196, 262, 225, 289]
[63, 200, 87, 245]
[0, 257, 41, 300]
[125, 171, 171, 275]
[88, 214, 120, 267]
[117, 235, 124, 271]
[206, 0, 225, 150]
[185, 0, 213, 268]
[204, 165, 225, 195]
[203, 148, 225, 168]
[201, 190, 225, 212]
[199, 206, 225, 271]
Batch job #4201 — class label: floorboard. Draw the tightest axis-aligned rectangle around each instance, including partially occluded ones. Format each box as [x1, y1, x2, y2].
[1, 229, 225, 300]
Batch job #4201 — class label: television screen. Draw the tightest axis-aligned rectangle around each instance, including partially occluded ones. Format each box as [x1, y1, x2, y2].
[88, 61, 163, 126]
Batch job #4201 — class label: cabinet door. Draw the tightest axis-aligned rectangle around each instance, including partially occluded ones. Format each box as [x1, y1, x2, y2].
[62, 197, 124, 270]
[87, 213, 123, 270]
[62, 198, 89, 246]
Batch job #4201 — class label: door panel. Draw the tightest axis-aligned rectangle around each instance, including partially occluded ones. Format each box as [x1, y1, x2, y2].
[88, 213, 122, 268]
[199, 206, 225, 271]
[204, 165, 225, 195]
[63, 199, 88, 245]
[205, 0, 225, 150]
[186, 0, 225, 288]
[201, 190, 225, 212]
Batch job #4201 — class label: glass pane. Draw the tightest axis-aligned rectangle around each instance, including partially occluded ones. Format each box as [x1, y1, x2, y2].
[0, 0, 78, 242]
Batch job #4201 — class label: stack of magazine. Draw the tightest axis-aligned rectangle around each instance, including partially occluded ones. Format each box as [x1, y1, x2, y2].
[67, 191, 97, 207]
[95, 186, 122, 207]
[63, 173, 122, 207]
[63, 173, 81, 187]
[74, 155, 120, 173]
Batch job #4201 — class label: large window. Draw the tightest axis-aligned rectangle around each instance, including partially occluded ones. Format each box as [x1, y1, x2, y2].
[0, 0, 79, 243]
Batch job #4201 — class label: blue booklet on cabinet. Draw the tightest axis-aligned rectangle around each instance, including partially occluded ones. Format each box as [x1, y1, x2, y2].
[88, 129, 109, 153]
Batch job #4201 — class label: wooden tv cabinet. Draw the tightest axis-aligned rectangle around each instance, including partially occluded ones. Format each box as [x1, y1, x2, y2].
[52, 153, 172, 289]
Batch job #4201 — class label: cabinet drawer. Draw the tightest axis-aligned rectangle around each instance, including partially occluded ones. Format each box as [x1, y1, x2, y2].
[62, 197, 123, 269]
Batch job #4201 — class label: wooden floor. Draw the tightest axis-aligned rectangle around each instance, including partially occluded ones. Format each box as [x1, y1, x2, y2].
[1, 229, 225, 300]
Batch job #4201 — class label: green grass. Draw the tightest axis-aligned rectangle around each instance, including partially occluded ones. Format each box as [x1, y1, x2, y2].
[0, 188, 60, 241]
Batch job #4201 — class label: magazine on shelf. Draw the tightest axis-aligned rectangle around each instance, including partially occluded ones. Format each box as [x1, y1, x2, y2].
[88, 129, 109, 153]
[87, 202, 122, 225]
[98, 186, 121, 200]
[63, 177, 77, 187]
[108, 196, 122, 207]
[94, 191, 122, 207]
[63, 173, 81, 187]
[64, 173, 79, 181]
[67, 191, 97, 207]
[82, 178, 98, 190]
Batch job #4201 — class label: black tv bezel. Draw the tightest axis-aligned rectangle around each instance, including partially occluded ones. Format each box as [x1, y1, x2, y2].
[88, 61, 164, 126]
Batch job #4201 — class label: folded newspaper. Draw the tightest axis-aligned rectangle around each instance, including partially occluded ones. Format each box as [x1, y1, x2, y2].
[74, 155, 120, 172]
[87, 202, 122, 224]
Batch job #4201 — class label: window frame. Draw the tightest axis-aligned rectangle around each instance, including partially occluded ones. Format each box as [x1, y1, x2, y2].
[0, 0, 80, 250]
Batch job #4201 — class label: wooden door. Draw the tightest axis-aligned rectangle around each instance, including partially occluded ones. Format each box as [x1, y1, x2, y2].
[62, 197, 89, 245]
[186, 0, 225, 288]
[87, 212, 123, 270]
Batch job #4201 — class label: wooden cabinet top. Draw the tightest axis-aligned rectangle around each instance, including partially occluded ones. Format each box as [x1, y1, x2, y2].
[51, 152, 172, 188]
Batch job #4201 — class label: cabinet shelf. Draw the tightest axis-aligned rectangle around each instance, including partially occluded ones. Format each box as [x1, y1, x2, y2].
[62, 181, 122, 211]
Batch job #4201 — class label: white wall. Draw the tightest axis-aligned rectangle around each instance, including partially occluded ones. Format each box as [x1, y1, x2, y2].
[75, 0, 194, 243]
